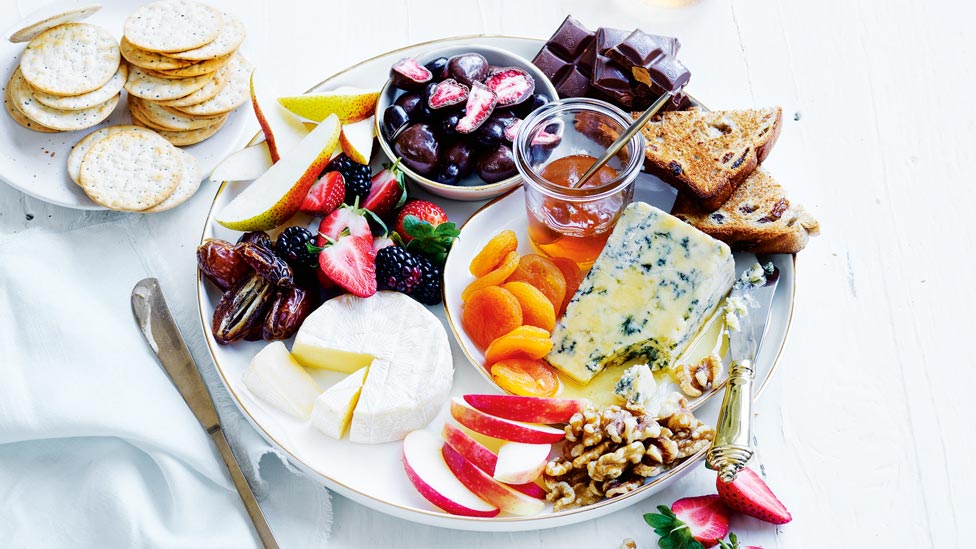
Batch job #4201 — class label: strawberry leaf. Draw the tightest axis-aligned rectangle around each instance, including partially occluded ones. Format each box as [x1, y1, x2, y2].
[401, 216, 459, 265]
[645, 513, 674, 529]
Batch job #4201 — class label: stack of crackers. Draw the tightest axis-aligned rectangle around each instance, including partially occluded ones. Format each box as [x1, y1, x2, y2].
[69, 125, 201, 212]
[121, 0, 252, 146]
[5, 6, 123, 133]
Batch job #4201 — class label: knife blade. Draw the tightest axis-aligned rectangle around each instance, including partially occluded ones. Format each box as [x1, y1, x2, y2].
[131, 278, 279, 549]
[706, 261, 780, 482]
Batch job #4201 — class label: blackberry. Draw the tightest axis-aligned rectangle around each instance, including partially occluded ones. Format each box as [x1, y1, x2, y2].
[375, 246, 422, 294]
[274, 226, 317, 271]
[412, 253, 442, 305]
[326, 153, 372, 204]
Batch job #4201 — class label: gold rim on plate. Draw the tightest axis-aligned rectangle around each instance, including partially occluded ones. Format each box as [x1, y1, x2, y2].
[197, 34, 798, 525]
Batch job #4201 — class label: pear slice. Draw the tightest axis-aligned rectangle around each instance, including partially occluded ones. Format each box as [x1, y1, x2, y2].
[250, 67, 309, 162]
[339, 116, 375, 165]
[277, 88, 379, 123]
[217, 114, 341, 231]
[210, 142, 272, 183]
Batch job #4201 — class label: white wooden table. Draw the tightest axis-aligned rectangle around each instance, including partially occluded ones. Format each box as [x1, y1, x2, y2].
[2, 0, 973, 547]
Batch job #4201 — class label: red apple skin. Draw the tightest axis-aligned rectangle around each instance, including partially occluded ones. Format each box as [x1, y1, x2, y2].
[450, 398, 565, 444]
[441, 444, 545, 516]
[463, 394, 589, 424]
[401, 433, 500, 518]
[442, 423, 545, 499]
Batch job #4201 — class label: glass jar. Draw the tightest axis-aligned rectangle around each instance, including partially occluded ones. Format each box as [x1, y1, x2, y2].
[513, 98, 646, 267]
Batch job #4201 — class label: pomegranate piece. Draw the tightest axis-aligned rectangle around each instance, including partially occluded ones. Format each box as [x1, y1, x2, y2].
[484, 67, 536, 106]
[390, 57, 433, 91]
[456, 82, 498, 134]
[503, 118, 522, 142]
[427, 78, 470, 109]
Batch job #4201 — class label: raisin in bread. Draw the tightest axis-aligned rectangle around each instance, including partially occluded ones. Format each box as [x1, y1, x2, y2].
[637, 107, 782, 211]
[671, 168, 819, 254]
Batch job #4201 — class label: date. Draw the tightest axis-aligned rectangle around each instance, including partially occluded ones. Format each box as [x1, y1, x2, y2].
[238, 242, 294, 288]
[197, 239, 250, 291]
[262, 286, 313, 341]
[211, 273, 274, 344]
[237, 231, 274, 250]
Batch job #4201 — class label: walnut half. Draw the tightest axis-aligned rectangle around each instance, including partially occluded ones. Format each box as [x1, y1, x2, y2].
[674, 353, 723, 397]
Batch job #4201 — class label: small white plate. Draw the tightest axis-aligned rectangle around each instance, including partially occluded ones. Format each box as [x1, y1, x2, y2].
[0, 0, 250, 210]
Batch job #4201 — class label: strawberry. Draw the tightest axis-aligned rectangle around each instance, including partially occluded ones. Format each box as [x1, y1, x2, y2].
[300, 171, 345, 216]
[644, 495, 730, 549]
[316, 228, 376, 297]
[716, 467, 792, 525]
[372, 234, 395, 254]
[361, 159, 407, 218]
[394, 199, 459, 264]
[317, 200, 374, 245]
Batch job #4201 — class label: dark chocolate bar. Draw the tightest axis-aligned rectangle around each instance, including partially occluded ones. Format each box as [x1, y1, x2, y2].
[531, 16, 596, 99]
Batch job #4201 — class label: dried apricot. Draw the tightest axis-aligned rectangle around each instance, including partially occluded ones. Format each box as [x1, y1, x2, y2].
[501, 281, 556, 332]
[469, 230, 518, 277]
[461, 250, 520, 301]
[491, 358, 559, 397]
[505, 254, 566, 311]
[484, 325, 553, 365]
[548, 257, 584, 316]
[461, 286, 523, 350]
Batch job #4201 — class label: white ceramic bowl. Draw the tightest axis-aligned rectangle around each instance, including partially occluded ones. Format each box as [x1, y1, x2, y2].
[374, 44, 557, 202]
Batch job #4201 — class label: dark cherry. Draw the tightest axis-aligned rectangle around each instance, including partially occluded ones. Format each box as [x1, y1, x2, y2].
[394, 92, 425, 120]
[394, 124, 440, 176]
[433, 163, 462, 186]
[442, 140, 476, 177]
[439, 111, 462, 139]
[447, 53, 489, 87]
[476, 145, 517, 183]
[383, 105, 410, 140]
[424, 57, 450, 80]
[513, 93, 551, 118]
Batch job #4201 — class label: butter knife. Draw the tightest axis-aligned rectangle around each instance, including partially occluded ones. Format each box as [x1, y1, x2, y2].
[705, 262, 780, 482]
[131, 278, 279, 549]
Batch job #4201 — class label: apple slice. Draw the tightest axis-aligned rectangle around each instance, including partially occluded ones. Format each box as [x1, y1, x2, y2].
[441, 443, 545, 516]
[442, 423, 547, 496]
[449, 398, 565, 444]
[210, 143, 272, 182]
[251, 68, 309, 162]
[402, 430, 499, 518]
[463, 394, 589, 424]
[216, 114, 341, 231]
[495, 441, 550, 485]
[339, 116, 375, 165]
[277, 87, 379, 123]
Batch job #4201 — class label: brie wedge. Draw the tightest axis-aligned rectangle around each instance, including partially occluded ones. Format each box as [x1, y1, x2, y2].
[242, 341, 322, 419]
[311, 366, 369, 439]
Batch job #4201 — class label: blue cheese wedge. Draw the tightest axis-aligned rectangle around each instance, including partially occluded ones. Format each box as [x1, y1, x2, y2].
[547, 202, 735, 384]
[614, 364, 658, 408]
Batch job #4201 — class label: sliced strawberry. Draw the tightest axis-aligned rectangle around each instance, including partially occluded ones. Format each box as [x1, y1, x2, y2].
[317, 229, 376, 297]
[315, 266, 336, 289]
[361, 159, 406, 218]
[317, 202, 373, 245]
[716, 467, 792, 525]
[372, 235, 394, 254]
[300, 171, 345, 216]
[644, 495, 730, 548]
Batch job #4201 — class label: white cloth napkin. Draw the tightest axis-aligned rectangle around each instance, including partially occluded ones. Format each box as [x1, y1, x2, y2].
[0, 222, 332, 548]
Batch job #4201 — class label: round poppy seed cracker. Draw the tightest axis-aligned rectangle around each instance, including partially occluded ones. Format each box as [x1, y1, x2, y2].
[129, 95, 226, 130]
[20, 23, 120, 96]
[9, 68, 118, 131]
[145, 149, 201, 212]
[156, 62, 231, 107]
[148, 50, 234, 78]
[4, 81, 58, 132]
[171, 54, 251, 116]
[125, 64, 213, 100]
[32, 63, 127, 111]
[123, 0, 223, 53]
[144, 117, 224, 146]
[168, 15, 245, 61]
[79, 129, 182, 210]
[120, 37, 194, 71]
[68, 125, 145, 184]
[8, 4, 102, 43]
[128, 102, 173, 131]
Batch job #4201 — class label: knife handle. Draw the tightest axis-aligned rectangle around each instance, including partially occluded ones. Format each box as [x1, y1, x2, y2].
[210, 428, 280, 549]
[706, 358, 755, 482]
